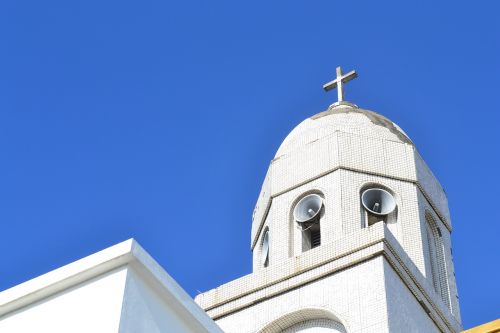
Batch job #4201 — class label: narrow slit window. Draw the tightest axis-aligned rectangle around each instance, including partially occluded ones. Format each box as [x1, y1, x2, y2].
[261, 229, 270, 267]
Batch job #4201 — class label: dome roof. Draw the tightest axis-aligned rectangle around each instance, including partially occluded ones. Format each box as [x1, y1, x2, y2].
[275, 105, 412, 158]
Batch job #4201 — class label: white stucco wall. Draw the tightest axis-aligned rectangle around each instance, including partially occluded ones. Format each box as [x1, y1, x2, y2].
[0, 239, 223, 333]
[0, 267, 128, 333]
[119, 268, 217, 333]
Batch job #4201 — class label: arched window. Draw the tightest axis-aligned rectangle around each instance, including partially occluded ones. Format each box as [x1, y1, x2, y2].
[260, 228, 270, 267]
[258, 308, 347, 333]
[293, 193, 323, 252]
[425, 222, 439, 292]
[425, 212, 451, 309]
[281, 319, 346, 333]
[360, 186, 397, 227]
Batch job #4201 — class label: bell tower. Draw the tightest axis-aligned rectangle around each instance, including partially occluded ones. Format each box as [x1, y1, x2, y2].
[196, 67, 462, 333]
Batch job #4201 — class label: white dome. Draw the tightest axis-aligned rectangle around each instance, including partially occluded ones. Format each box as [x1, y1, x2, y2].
[275, 105, 412, 158]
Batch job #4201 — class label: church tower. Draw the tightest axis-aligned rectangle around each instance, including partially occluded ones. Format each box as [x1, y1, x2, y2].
[195, 67, 462, 333]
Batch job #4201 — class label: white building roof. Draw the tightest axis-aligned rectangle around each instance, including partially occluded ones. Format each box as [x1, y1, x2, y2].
[0, 239, 223, 333]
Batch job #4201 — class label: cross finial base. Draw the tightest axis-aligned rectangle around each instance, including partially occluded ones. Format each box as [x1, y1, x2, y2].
[328, 101, 358, 110]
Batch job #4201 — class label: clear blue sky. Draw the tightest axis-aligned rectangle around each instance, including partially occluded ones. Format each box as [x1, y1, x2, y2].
[0, 0, 498, 329]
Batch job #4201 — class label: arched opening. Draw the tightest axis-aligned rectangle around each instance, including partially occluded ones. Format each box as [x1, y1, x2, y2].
[260, 227, 270, 268]
[282, 319, 346, 333]
[292, 192, 324, 253]
[258, 308, 347, 333]
[360, 185, 397, 228]
[425, 211, 451, 309]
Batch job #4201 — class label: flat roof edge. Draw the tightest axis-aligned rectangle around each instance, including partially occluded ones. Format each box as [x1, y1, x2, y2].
[0, 239, 223, 332]
[0, 239, 136, 316]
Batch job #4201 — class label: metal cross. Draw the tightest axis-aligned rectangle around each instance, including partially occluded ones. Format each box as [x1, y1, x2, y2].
[323, 66, 357, 103]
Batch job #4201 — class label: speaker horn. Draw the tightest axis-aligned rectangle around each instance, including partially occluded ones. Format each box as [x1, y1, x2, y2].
[294, 194, 323, 223]
[361, 188, 396, 216]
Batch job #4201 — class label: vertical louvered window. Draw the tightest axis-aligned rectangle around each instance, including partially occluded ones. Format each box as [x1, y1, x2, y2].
[310, 226, 321, 248]
[302, 220, 321, 252]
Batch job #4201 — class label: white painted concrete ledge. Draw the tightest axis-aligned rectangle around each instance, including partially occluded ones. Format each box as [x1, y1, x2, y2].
[0, 239, 223, 333]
